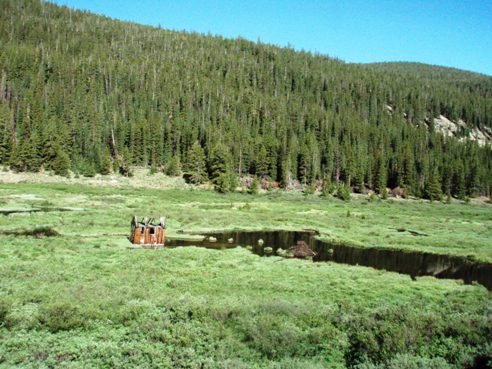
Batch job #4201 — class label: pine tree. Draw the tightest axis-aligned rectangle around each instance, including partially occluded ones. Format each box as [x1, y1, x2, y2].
[209, 144, 230, 184]
[164, 156, 181, 176]
[354, 167, 365, 194]
[425, 168, 442, 201]
[149, 161, 157, 175]
[78, 159, 96, 177]
[402, 145, 416, 194]
[186, 142, 207, 184]
[454, 165, 466, 200]
[0, 105, 11, 164]
[228, 171, 238, 192]
[10, 138, 41, 172]
[51, 149, 71, 177]
[249, 175, 260, 195]
[100, 148, 112, 175]
[297, 147, 309, 185]
[119, 147, 133, 177]
[215, 172, 230, 193]
[255, 145, 269, 178]
[467, 160, 480, 197]
[374, 155, 387, 195]
[321, 179, 335, 197]
[442, 164, 452, 196]
[0, 139, 9, 165]
[335, 182, 351, 201]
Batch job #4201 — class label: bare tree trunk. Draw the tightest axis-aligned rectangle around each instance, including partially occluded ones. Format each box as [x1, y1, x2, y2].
[111, 113, 118, 158]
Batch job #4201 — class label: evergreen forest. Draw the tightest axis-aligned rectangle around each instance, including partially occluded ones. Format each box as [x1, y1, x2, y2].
[1, 0, 491, 199]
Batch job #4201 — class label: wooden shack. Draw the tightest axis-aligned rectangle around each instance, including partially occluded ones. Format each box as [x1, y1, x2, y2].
[130, 216, 166, 248]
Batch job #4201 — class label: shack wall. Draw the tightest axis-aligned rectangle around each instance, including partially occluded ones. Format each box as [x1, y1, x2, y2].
[131, 226, 165, 246]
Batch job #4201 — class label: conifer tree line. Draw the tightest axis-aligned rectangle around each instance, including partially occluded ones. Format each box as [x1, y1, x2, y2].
[0, 0, 491, 198]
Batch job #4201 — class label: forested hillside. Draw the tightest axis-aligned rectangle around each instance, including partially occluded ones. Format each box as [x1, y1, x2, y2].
[362, 62, 492, 83]
[1, 0, 491, 198]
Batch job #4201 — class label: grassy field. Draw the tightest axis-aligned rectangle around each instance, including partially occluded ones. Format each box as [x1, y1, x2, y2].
[0, 178, 491, 368]
[1, 174, 491, 261]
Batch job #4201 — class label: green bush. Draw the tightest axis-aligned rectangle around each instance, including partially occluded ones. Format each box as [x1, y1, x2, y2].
[303, 182, 316, 195]
[149, 162, 158, 175]
[240, 313, 304, 359]
[39, 302, 86, 332]
[270, 358, 330, 369]
[381, 188, 388, 200]
[355, 354, 451, 369]
[341, 300, 492, 368]
[369, 193, 379, 202]
[4, 303, 40, 330]
[237, 311, 348, 363]
[335, 183, 351, 201]
[0, 298, 11, 325]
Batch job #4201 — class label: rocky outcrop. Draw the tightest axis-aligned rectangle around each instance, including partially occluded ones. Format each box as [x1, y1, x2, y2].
[433, 115, 491, 146]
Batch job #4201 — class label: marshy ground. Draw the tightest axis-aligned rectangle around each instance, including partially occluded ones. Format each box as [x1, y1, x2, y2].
[0, 177, 491, 368]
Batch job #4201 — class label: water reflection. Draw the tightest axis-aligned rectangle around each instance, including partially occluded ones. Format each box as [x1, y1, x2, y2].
[166, 230, 492, 290]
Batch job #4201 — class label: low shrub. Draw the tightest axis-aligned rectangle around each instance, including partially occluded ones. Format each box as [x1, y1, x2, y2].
[0, 298, 11, 325]
[39, 302, 86, 332]
[355, 354, 451, 369]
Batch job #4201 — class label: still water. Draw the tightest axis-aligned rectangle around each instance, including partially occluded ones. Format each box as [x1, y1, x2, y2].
[166, 230, 492, 290]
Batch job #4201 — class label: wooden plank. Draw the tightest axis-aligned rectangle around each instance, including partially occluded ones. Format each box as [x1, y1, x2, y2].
[133, 228, 141, 244]
[144, 228, 150, 244]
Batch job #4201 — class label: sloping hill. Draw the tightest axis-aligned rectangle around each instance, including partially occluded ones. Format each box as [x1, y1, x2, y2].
[362, 62, 492, 81]
[0, 0, 491, 197]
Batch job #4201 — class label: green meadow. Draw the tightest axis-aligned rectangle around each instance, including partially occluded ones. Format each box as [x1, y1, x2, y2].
[0, 180, 491, 368]
[1, 179, 491, 261]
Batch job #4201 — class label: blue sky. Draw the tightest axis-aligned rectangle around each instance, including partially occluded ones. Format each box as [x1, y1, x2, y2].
[50, 0, 492, 76]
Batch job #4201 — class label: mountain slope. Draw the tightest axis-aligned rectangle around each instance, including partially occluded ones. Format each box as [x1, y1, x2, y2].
[362, 62, 492, 82]
[0, 0, 491, 197]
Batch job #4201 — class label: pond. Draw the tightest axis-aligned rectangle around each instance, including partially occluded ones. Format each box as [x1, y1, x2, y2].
[166, 230, 492, 291]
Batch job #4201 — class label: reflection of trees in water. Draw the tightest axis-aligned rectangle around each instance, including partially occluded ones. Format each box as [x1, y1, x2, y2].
[166, 230, 492, 290]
